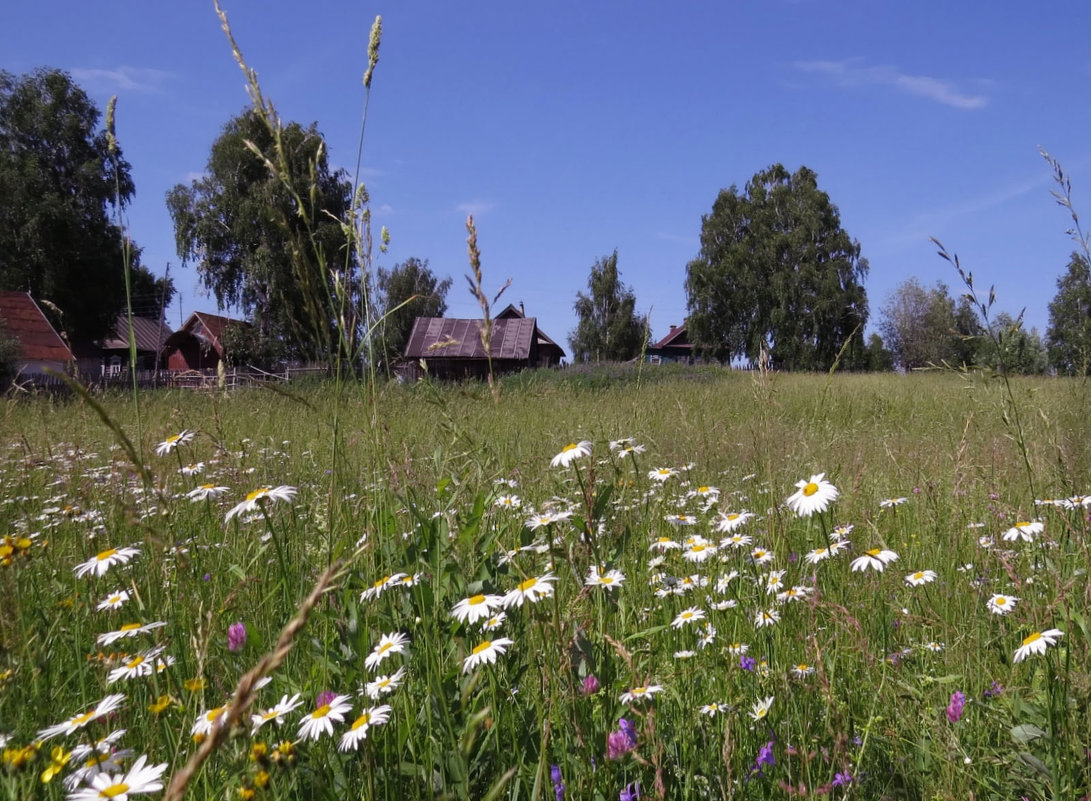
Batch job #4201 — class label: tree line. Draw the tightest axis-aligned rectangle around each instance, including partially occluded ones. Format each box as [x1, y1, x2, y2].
[3, 67, 1090, 376]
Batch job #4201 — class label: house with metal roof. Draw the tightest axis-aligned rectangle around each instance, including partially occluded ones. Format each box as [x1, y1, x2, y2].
[73, 314, 174, 375]
[0, 290, 75, 379]
[161, 311, 247, 372]
[399, 309, 565, 381]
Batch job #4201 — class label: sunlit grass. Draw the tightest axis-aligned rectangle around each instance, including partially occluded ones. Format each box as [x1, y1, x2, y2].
[0, 370, 1088, 799]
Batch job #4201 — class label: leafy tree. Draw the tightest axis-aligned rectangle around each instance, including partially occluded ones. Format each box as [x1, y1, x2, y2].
[0, 317, 20, 386]
[0, 68, 133, 344]
[374, 257, 451, 372]
[568, 251, 648, 363]
[978, 312, 1048, 375]
[879, 278, 981, 370]
[167, 109, 355, 363]
[128, 261, 176, 321]
[863, 333, 894, 372]
[684, 164, 869, 370]
[1046, 252, 1091, 375]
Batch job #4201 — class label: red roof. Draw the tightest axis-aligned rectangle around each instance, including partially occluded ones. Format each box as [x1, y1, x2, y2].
[0, 290, 75, 362]
[652, 323, 691, 350]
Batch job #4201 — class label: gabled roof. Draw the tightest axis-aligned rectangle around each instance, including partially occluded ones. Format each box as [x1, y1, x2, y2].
[404, 317, 539, 360]
[0, 290, 74, 362]
[165, 311, 247, 350]
[652, 323, 691, 350]
[492, 304, 565, 356]
[100, 315, 173, 352]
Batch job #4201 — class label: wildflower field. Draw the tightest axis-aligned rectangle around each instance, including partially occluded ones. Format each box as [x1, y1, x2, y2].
[1, 366, 1089, 800]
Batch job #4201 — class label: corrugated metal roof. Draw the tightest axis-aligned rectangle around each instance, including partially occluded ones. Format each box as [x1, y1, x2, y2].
[403, 317, 537, 360]
[0, 290, 75, 363]
[100, 315, 173, 352]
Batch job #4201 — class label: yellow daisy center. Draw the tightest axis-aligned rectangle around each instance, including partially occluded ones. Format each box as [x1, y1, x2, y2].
[562, 443, 579, 452]
[802, 482, 819, 496]
[691, 544, 706, 552]
[95, 548, 118, 562]
[120, 623, 142, 632]
[311, 704, 331, 719]
[101, 783, 130, 799]
[755, 708, 767, 718]
[373, 577, 389, 588]
[995, 597, 1007, 606]
[601, 577, 614, 584]
[913, 572, 923, 580]
[377, 642, 393, 654]
[126, 655, 145, 668]
[727, 514, 739, 521]
[86, 752, 110, 768]
[698, 486, 710, 493]
[472, 641, 492, 655]
[867, 548, 881, 557]
[245, 487, 271, 502]
[517, 577, 538, 592]
[200, 483, 215, 490]
[1022, 632, 1041, 646]
[167, 434, 180, 444]
[70, 710, 97, 726]
[468, 594, 486, 605]
[350, 713, 371, 730]
[1016, 521, 1031, 528]
[632, 686, 646, 695]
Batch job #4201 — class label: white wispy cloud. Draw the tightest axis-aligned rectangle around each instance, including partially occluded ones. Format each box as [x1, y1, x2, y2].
[793, 59, 988, 110]
[455, 200, 495, 217]
[70, 66, 170, 94]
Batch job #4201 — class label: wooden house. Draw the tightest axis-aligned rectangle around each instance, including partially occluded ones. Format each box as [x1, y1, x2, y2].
[0, 290, 75, 379]
[161, 311, 246, 372]
[645, 323, 695, 365]
[399, 309, 565, 381]
[73, 314, 173, 375]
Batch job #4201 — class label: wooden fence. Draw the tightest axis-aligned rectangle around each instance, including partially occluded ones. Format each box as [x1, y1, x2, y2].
[5, 364, 330, 394]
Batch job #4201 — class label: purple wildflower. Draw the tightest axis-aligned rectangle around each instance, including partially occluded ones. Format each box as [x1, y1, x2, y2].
[619, 781, 640, 801]
[227, 621, 246, 653]
[740, 655, 757, 671]
[984, 680, 1003, 699]
[946, 690, 965, 723]
[747, 739, 776, 780]
[607, 718, 638, 760]
[581, 675, 600, 696]
[316, 690, 336, 708]
[832, 771, 853, 787]
[550, 764, 565, 801]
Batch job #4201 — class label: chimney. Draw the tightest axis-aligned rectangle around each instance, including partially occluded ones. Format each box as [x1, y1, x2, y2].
[519, 301, 525, 316]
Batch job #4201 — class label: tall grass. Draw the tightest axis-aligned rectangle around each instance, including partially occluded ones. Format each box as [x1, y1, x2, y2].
[1, 371, 1088, 799]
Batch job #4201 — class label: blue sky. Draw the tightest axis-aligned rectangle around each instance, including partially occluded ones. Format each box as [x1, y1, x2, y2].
[5, 1, 1091, 353]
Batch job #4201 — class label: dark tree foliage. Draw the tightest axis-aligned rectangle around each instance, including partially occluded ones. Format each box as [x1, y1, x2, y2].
[375, 257, 452, 372]
[0, 68, 134, 344]
[568, 250, 648, 363]
[978, 312, 1048, 375]
[684, 165, 869, 370]
[128, 262, 176, 322]
[167, 109, 354, 363]
[1046, 252, 1091, 375]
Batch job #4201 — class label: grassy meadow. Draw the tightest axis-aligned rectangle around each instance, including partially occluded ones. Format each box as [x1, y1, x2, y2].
[1, 366, 1090, 800]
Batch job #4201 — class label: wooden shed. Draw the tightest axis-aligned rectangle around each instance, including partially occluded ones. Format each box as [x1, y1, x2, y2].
[161, 311, 246, 372]
[399, 313, 565, 381]
[0, 290, 75, 378]
[73, 314, 173, 375]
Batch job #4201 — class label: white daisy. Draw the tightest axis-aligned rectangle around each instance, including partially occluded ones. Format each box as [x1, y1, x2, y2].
[96, 621, 167, 647]
[1013, 629, 1063, 663]
[250, 693, 304, 732]
[586, 567, 626, 591]
[749, 695, 774, 721]
[38, 694, 126, 741]
[224, 485, 297, 522]
[450, 593, 504, 624]
[904, 569, 937, 587]
[671, 606, 706, 629]
[785, 473, 839, 517]
[753, 608, 780, 628]
[850, 548, 899, 573]
[96, 590, 131, 611]
[620, 684, 663, 704]
[714, 511, 753, 533]
[74, 547, 140, 578]
[502, 573, 556, 608]
[364, 632, 409, 671]
[66, 754, 167, 801]
[550, 441, 592, 468]
[297, 695, 353, 741]
[155, 430, 194, 456]
[338, 704, 392, 751]
[986, 594, 1018, 615]
[648, 467, 677, 482]
[462, 637, 515, 673]
[364, 666, 406, 699]
[1002, 520, 1045, 543]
